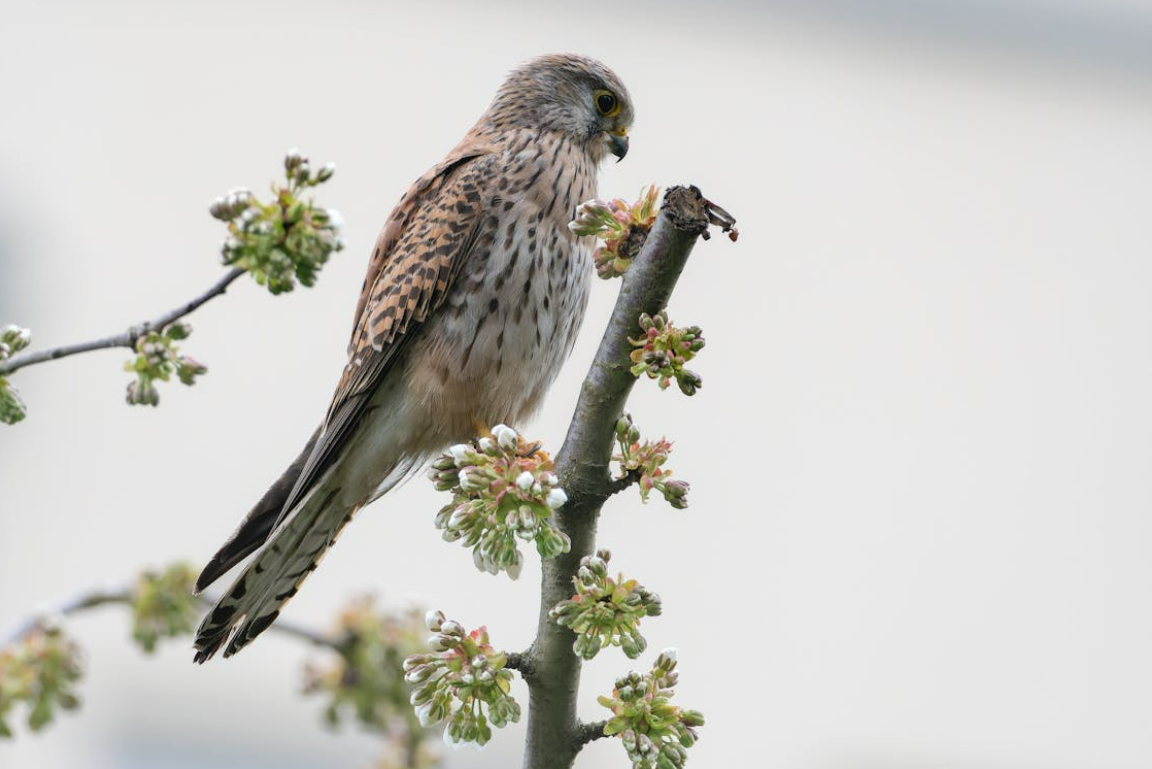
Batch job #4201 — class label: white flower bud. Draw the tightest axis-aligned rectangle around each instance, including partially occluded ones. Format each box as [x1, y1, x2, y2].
[448, 505, 472, 529]
[492, 423, 519, 452]
[448, 444, 470, 465]
[459, 468, 489, 492]
[546, 488, 568, 510]
[515, 471, 534, 491]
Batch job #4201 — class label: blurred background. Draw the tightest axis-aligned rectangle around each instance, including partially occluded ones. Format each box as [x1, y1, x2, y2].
[2, 0, 1151, 766]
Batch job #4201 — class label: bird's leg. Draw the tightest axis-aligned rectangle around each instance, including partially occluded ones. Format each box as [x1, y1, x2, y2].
[475, 420, 494, 441]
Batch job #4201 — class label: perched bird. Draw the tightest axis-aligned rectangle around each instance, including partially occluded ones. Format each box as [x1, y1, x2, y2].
[192, 54, 634, 662]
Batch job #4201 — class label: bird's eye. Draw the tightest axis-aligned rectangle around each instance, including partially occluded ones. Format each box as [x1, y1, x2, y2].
[594, 90, 619, 117]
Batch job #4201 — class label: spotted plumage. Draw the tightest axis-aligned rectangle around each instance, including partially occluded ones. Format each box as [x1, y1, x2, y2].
[193, 54, 634, 662]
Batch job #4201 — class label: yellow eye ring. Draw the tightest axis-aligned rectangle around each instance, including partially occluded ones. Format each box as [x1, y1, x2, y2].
[594, 90, 620, 118]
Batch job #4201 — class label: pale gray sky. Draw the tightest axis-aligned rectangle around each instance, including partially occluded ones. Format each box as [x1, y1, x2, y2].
[2, 1, 1151, 768]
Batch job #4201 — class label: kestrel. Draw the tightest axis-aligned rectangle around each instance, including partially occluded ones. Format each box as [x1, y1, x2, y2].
[193, 54, 634, 661]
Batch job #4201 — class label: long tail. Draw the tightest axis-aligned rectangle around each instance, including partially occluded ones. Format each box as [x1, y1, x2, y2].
[194, 427, 322, 595]
[192, 478, 360, 662]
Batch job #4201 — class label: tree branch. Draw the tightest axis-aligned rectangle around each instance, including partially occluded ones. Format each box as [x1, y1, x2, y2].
[574, 720, 609, 748]
[1, 579, 341, 653]
[0, 267, 246, 376]
[1, 587, 133, 648]
[605, 469, 642, 497]
[519, 186, 718, 769]
[506, 650, 536, 680]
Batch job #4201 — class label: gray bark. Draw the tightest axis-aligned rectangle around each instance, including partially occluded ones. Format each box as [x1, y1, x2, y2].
[520, 186, 715, 769]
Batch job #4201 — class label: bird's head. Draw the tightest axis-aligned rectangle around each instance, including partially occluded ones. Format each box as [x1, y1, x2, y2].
[487, 53, 634, 163]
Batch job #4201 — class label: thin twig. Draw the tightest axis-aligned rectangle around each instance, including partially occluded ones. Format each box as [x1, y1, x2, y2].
[0, 267, 246, 376]
[267, 615, 343, 652]
[1, 579, 342, 653]
[1, 586, 133, 647]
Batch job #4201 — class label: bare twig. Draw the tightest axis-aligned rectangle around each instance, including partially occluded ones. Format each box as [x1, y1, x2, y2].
[259, 614, 342, 652]
[0, 267, 246, 376]
[519, 186, 726, 769]
[1, 579, 341, 652]
[1, 586, 133, 648]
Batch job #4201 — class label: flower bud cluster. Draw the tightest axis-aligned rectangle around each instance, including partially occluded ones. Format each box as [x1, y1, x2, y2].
[123, 322, 207, 407]
[0, 623, 84, 735]
[403, 611, 520, 747]
[129, 562, 198, 653]
[0, 325, 31, 361]
[568, 185, 661, 279]
[211, 149, 344, 295]
[302, 596, 430, 748]
[629, 311, 704, 396]
[429, 425, 571, 579]
[549, 549, 661, 660]
[598, 649, 705, 769]
[614, 413, 690, 510]
[0, 325, 31, 424]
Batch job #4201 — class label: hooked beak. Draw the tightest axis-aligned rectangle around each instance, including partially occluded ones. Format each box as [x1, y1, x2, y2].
[607, 128, 629, 162]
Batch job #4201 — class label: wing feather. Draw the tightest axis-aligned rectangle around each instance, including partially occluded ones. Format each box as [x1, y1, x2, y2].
[276, 149, 497, 522]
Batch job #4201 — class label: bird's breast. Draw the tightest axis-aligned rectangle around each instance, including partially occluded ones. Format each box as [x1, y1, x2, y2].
[406, 144, 597, 441]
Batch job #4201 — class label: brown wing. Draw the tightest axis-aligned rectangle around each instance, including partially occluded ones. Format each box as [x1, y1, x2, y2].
[276, 149, 497, 520]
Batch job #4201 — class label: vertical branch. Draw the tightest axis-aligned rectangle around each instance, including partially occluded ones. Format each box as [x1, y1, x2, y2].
[520, 187, 711, 769]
